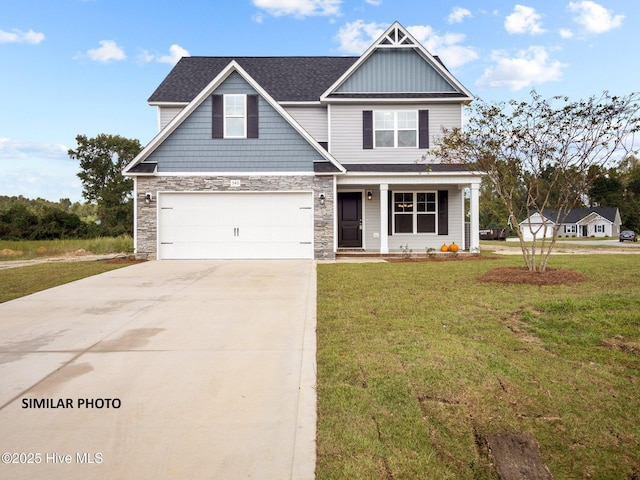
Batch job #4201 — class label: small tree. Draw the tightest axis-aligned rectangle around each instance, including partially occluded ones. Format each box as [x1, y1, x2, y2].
[435, 91, 640, 271]
[69, 134, 141, 235]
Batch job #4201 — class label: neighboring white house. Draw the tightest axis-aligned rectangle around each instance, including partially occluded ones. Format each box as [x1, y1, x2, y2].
[123, 22, 484, 260]
[519, 207, 622, 241]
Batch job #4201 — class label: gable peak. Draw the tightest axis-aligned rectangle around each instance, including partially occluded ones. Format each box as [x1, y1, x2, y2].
[378, 23, 418, 48]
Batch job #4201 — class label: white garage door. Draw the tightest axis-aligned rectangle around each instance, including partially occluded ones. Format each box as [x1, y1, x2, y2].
[158, 192, 314, 259]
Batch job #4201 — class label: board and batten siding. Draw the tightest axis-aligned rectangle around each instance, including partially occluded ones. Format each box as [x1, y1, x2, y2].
[329, 103, 462, 163]
[158, 106, 185, 131]
[284, 106, 328, 143]
[336, 48, 457, 94]
[147, 72, 323, 173]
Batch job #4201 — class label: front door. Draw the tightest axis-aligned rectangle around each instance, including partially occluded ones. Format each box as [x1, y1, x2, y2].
[338, 192, 362, 248]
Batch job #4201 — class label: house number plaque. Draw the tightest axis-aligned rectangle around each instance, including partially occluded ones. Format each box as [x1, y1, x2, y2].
[230, 180, 241, 188]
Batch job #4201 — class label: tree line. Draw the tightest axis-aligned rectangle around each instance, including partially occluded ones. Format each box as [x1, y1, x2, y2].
[0, 134, 141, 240]
[478, 154, 640, 234]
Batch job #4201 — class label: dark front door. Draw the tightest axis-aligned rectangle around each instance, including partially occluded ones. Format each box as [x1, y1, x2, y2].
[338, 192, 362, 248]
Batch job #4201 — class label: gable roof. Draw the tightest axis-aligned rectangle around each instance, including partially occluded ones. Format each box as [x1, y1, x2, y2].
[147, 23, 473, 105]
[148, 56, 359, 104]
[320, 22, 474, 102]
[523, 207, 620, 224]
[124, 60, 346, 174]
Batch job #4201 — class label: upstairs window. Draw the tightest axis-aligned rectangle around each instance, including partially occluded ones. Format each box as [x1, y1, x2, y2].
[363, 110, 429, 149]
[224, 95, 246, 138]
[374, 111, 417, 148]
[212, 94, 259, 139]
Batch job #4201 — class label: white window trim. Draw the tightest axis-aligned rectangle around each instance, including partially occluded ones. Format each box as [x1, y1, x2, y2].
[224, 94, 247, 139]
[374, 110, 418, 149]
[392, 191, 437, 234]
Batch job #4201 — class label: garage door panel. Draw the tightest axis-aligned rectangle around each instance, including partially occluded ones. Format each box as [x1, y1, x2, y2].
[158, 192, 314, 260]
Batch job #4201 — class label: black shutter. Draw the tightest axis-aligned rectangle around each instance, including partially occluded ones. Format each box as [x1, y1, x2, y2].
[388, 190, 393, 236]
[363, 110, 373, 149]
[438, 190, 448, 235]
[419, 110, 429, 149]
[247, 94, 259, 138]
[212, 95, 223, 139]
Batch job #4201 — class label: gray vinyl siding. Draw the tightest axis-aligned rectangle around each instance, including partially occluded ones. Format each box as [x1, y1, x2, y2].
[148, 72, 322, 173]
[158, 106, 185, 130]
[336, 49, 457, 93]
[346, 186, 463, 251]
[330, 103, 462, 163]
[284, 106, 328, 142]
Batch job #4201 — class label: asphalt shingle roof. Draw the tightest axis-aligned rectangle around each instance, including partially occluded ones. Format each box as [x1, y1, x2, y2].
[539, 207, 619, 223]
[148, 56, 360, 103]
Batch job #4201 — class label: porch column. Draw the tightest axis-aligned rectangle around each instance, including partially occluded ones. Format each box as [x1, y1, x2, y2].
[380, 183, 389, 254]
[470, 182, 480, 251]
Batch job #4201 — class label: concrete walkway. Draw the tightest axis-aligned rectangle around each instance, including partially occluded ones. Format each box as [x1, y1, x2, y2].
[0, 260, 317, 479]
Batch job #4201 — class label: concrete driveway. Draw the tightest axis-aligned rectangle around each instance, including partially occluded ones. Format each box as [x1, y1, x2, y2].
[0, 260, 317, 479]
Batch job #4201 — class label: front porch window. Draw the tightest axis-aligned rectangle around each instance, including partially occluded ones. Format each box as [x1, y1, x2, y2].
[393, 192, 436, 234]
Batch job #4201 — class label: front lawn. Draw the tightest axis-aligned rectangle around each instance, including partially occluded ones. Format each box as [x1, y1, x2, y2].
[0, 262, 136, 303]
[317, 254, 640, 479]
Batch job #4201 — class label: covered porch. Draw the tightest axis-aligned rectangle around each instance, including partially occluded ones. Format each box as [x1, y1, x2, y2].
[334, 166, 481, 255]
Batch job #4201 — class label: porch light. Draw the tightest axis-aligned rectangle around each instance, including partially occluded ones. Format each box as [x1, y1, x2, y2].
[367, 191, 373, 200]
[145, 192, 153, 204]
[319, 193, 325, 206]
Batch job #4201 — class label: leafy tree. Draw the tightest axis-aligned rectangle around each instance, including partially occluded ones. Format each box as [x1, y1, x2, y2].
[435, 91, 640, 272]
[68, 134, 141, 235]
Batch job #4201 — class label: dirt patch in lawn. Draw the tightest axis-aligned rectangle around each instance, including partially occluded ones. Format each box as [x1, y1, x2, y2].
[478, 266, 588, 286]
[486, 433, 553, 480]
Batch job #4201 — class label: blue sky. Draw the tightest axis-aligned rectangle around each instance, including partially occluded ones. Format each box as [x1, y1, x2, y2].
[1, 0, 637, 202]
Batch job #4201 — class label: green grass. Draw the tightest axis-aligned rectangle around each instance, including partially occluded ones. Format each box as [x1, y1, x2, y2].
[317, 255, 640, 479]
[0, 236, 133, 261]
[0, 262, 134, 303]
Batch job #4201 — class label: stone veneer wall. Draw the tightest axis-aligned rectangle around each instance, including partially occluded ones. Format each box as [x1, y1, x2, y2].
[135, 175, 335, 260]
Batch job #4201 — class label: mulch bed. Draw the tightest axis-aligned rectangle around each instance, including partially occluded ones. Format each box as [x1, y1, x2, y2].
[478, 267, 588, 286]
[385, 254, 499, 262]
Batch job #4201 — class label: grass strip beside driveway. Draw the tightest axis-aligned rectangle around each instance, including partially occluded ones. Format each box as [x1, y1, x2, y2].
[316, 254, 640, 479]
[0, 262, 134, 303]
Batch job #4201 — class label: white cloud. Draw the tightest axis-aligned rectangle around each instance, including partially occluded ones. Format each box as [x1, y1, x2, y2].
[568, 1, 624, 34]
[0, 137, 68, 160]
[138, 44, 190, 65]
[252, 0, 341, 18]
[0, 28, 45, 44]
[408, 25, 478, 68]
[448, 7, 472, 24]
[505, 5, 545, 34]
[157, 44, 189, 64]
[475, 46, 566, 91]
[334, 20, 387, 53]
[86, 40, 126, 62]
[365, 0, 382, 5]
[559, 28, 574, 39]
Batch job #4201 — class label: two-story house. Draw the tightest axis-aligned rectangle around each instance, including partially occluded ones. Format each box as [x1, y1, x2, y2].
[123, 22, 482, 260]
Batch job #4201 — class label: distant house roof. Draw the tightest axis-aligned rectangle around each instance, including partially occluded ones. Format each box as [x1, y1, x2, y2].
[148, 56, 359, 104]
[526, 207, 620, 224]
